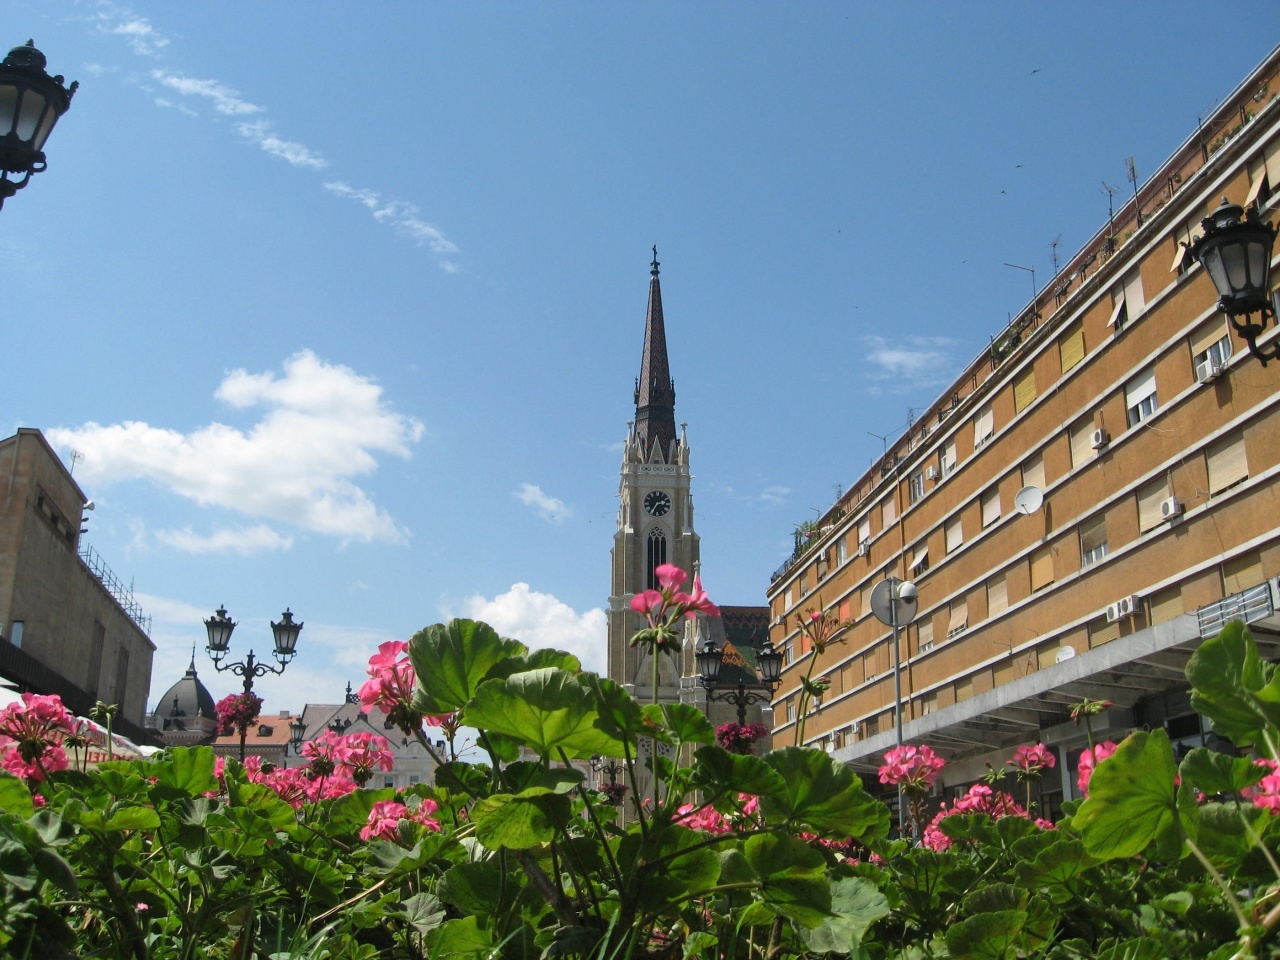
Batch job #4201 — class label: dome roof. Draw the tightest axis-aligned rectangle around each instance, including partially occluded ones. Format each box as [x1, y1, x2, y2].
[152, 658, 216, 724]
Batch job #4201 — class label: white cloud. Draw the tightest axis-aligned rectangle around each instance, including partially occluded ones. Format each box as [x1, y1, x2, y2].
[755, 485, 791, 505]
[863, 335, 959, 391]
[324, 181, 460, 270]
[100, 15, 170, 56]
[450, 584, 607, 674]
[236, 120, 328, 170]
[48, 350, 424, 544]
[156, 524, 294, 556]
[151, 70, 263, 116]
[516, 483, 570, 523]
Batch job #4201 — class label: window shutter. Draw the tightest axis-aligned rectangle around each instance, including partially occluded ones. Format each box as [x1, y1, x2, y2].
[858, 518, 871, 545]
[1137, 476, 1172, 532]
[1070, 419, 1095, 468]
[1207, 433, 1248, 494]
[974, 405, 994, 446]
[1224, 552, 1265, 594]
[1149, 586, 1184, 625]
[987, 575, 1008, 616]
[861, 585, 874, 619]
[981, 488, 1001, 527]
[1246, 154, 1268, 205]
[1107, 292, 1127, 328]
[917, 619, 934, 650]
[1125, 368, 1157, 410]
[1090, 618, 1119, 646]
[942, 440, 958, 474]
[1021, 453, 1046, 491]
[1123, 269, 1146, 318]
[947, 600, 968, 637]
[1059, 322, 1085, 372]
[993, 658, 1018, 686]
[882, 496, 897, 527]
[1189, 320, 1231, 361]
[838, 598, 850, 621]
[1266, 139, 1280, 192]
[955, 676, 974, 702]
[911, 545, 929, 574]
[1080, 515, 1108, 556]
[945, 517, 963, 553]
[1029, 545, 1054, 591]
[1014, 368, 1037, 412]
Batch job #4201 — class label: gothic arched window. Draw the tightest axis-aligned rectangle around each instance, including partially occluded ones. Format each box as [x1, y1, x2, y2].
[646, 528, 667, 590]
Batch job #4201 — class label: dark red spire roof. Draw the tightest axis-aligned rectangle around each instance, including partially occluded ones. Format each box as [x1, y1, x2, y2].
[633, 247, 677, 460]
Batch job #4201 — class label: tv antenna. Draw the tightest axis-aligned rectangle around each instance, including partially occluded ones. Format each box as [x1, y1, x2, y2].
[1101, 181, 1118, 236]
[68, 449, 83, 475]
[1049, 234, 1062, 276]
[1125, 156, 1141, 224]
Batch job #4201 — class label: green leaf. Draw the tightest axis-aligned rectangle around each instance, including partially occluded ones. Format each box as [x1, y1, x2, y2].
[585, 673, 647, 751]
[1194, 802, 1269, 864]
[396, 892, 446, 936]
[735, 900, 778, 928]
[464, 668, 619, 758]
[101, 805, 160, 832]
[693, 746, 787, 800]
[1186, 621, 1280, 752]
[470, 793, 557, 849]
[743, 832, 831, 928]
[799, 876, 890, 955]
[428, 915, 492, 959]
[146, 746, 218, 796]
[1180, 747, 1267, 795]
[652, 703, 715, 744]
[683, 931, 718, 960]
[438, 860, 505, 915]
[1072, 729, 1180, 860]
[760, 747, 889, 842]
[946, 910, 1026, 960]
[409, 619, 527, 716]
[637, 824, 722, 910]
[0, 776, 33, 818]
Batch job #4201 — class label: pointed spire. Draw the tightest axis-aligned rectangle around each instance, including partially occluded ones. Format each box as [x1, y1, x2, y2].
[634, 246, 677, 461]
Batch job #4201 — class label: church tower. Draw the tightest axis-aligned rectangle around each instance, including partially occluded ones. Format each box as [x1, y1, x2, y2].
[608, 249, 700, 701]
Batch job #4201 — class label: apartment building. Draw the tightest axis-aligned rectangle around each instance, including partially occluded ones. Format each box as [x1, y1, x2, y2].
[766, 46, 1280, 809]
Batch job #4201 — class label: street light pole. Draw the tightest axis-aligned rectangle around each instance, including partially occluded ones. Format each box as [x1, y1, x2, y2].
[696, 633, 784, 727]
[871, 578, 919, 835]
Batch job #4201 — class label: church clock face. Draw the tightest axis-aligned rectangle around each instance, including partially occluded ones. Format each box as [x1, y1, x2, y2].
[644, 490, 672, 517]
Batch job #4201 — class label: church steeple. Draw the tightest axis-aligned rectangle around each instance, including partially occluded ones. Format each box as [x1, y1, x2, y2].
[633, 247, 677, 462]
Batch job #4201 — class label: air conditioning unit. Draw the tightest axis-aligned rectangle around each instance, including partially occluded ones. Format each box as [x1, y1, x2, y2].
[1159, 496, 1184, 520]
[919, 640, 934, 653]
[1195, 357, 1224, 384]
[924, 465, 940, 481]
[857, 539, 870, 557]
[1090, 427, 1111, 450]
[1105, 595, 1141, 623]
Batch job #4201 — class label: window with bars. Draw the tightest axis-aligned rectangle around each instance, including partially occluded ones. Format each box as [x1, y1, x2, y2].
[1207, 433, 1248, 495]
[1059, 321, 1085, 373]
[1080, 515, 1109, 567]
[981, 488, 1001, 527]
[1136, 475, 1172, 532]
[1125, 367, 1159, 427]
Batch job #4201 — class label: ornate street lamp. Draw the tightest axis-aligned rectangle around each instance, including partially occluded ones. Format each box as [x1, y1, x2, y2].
[696, 633, 784, 726]
[589, 754, 624, 785]
[204, 605, 303, 695]
[0, 40, 77, 210]
[288, 717, 307, 754]
[1188, 198, 1279, 365]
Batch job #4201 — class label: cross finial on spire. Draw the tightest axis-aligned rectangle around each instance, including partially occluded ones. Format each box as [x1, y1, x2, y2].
[651, 245, 660, 277]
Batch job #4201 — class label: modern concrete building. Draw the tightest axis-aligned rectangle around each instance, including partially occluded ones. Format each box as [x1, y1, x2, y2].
[0, 429, 154, 741]
[766, 46, 1280, 814]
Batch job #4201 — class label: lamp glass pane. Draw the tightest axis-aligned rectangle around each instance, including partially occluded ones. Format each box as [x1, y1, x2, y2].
[1222, 241, 1248, 292]
[15, 89, 45, 141]
[0, 85, 16, 136]
[1201, 246, 1231, 297]
[32, 108, 56, 150]
[1247, 239, 1270, 290]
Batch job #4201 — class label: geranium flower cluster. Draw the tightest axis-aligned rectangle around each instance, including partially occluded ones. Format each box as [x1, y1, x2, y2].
[878, 745, 945, 794]
[1007, 743, 1056, 779]
[0, 693, 74, 781]
[630, 564, 720, 654]
[1076, 741, 1118, 797]
[358, 640, 421, 734]
[920, 783, 1033, 851]
[214, 692, 263, 737]
[715, 721, 770, 755]
[1243, 759, 1280, 811]
[673, 793, 759, 834]
[241, 755, 356, 808]
[360, 798, 442, 841]
[228, 729, 399, 807]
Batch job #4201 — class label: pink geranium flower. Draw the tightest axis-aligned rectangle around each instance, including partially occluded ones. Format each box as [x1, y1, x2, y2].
[361, 800, 410, 841]
[629, 590, 664, 616]
[682, 576, 720, 618]
[654, 563, 687, 591]
[359, 641, 416, 717]
[878, 744, 945, 792]
[1008, 743, 1056, 776]
[334, 731, 395, 787]
[1076, 741, 1118, 797]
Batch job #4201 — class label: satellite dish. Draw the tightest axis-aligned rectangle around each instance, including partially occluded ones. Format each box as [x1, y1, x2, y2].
[1014, 485, 1044, 515]
[1055, 645, 1076, 663]
[870, 578, 919, 627]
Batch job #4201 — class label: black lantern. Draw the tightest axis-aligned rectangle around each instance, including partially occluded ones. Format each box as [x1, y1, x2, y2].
[757, 640, 784, 685]
[271, 609, 303, 660]
[204, 606, 236, 659]
[1189, 197, 1279, 365]
[697, 632, 783, 726]
[0, 40, 77, 210]
[288, 717, 307, 752]
[695, 638, 724, 685]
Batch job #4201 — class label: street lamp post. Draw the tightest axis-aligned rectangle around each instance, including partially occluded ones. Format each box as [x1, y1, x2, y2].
[1188, 197, 1279, 365]
[204, 605, 303, 759]
[870, 577, 919, 836]
[695, 634, 784, 725]
[0, 40, 77, 210]
[589, 754, 624, 785]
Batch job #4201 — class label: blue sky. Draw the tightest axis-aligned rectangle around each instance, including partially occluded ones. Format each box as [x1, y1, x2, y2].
[5, 3, 1278, 717]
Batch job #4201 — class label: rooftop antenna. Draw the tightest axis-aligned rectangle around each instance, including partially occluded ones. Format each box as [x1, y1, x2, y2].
[1003, 261, 1037, 314]
[1101, 181, 1118, 236]
[1125, 156, 1141, 224]
[1049, 234, 1062, 276]
[68, 449, 82, 475]
[867, 431, 888, 456]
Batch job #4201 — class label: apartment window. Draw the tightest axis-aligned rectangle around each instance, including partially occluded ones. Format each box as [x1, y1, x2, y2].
[909, 471, 925, 504]
[1244, 145, 1280, 211]
[1224, 551, 1265, 594]
[1189, 320, 1233, 373]
[882, 496, 897, 528]
[1108, 269, 1146, 332]
[987, 574, 1008, 617]
[1125, 367, 1159, 427]
[1080, 514, 1109, 567]
[862, 585, 875, 619]
[645, 529, 667, 590]
[1029, 545, 1055, 592]
[955, 676, 974, 703]
[1021, 453, 1046, 491]
[973, 404, 995, 449]
[1089, 616, 1119, 647]
[864, 714, 880, 737]
[1136, 475, 1173, 532]
[1059, 321, 1085, 373]
[947, 600, 968, 638]
[910, 544, 929, 576]
[784, 587, 793, 609]
[1169, 214, 1205, 274]
[945, 517, 963, 554]
[920, 692, 938, 716]
[1014, 368, 1037, 413]
[1207, 432, 1249, 495]
[1069, 417, 1096, 468]
[836, 535, 848, 564]
[858, 517, 871, 547]
[917, 619, 934, 653]
[799, 573, 809, 596]
[1149, 585, 1184, 625]
[981, 488, 1001, 527]
[941, 440, 958, 478]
